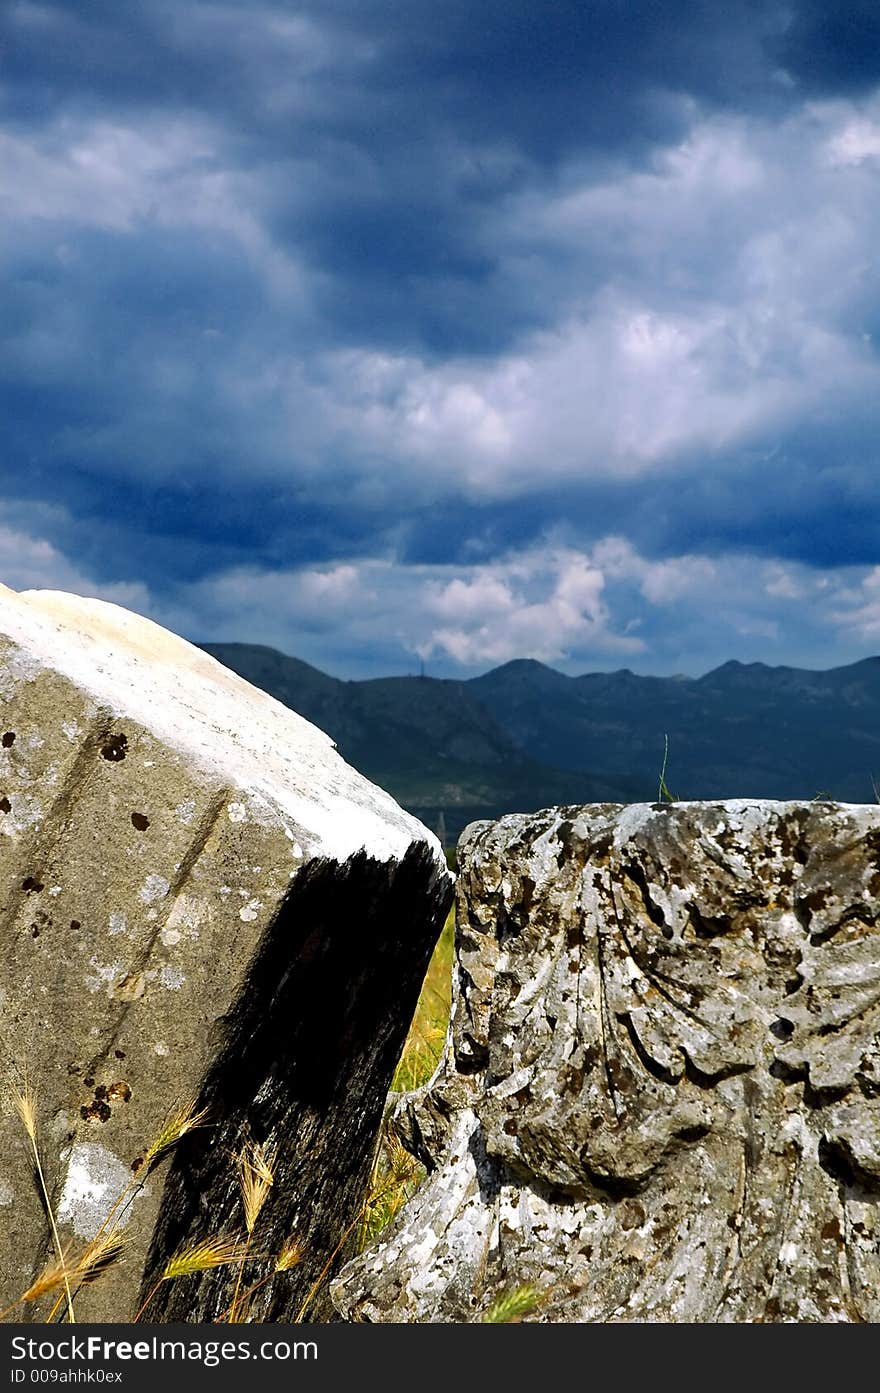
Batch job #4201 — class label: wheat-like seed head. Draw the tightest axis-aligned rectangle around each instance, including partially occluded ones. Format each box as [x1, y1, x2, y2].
[275, 1236, 304, 1272]
[143, 1100, 210, 1170]
[75, 1230, 126, 1285]
[12, 1078, 38, 1143]
[481, 1283, 542, 1323]
[238, 1140, 277, 1236]
[20, 1251, 74, 1304]
[162, 1236, 249, 1281]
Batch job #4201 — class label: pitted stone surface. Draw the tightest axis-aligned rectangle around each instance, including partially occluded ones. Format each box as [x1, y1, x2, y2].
[0, 584, 452, 1321]
[333, 800, 880, 1322]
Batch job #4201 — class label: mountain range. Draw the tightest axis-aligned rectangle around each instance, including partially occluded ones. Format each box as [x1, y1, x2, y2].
[200, 644, 880, 844]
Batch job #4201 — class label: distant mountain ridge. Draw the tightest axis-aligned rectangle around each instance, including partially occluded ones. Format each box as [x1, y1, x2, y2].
[200, 644, 880, 842]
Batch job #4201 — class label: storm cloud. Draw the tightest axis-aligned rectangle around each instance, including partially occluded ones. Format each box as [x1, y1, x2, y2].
[3, 1, 880, 676]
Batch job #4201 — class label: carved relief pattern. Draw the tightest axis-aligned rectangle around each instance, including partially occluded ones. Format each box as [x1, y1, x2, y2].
[336, 801, 880, 1322]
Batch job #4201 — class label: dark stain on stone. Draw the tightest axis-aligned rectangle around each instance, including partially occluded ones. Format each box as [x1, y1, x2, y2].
[621, 1200, 646, 1230]
[22, 876, 44, 893]
[141, 841, 454, 1323]
[590, 833, 614, 862]
[821, 1217, 842, 1241]
[677, 1123, 711, 1143]
[555, 819, 575, 866]
[623, 860, 667, 929]
[683, 1052, 751, 1089]
[564, 1064, 586, 1093]
[687, 902, 733, 939]
[131, 1157, 144, 1173]
[0, 796, 10, 814]
[114, 1049, 126, 1059]
[769, 1058, 806, 1086]
[101, 733, 129, 761]
[1, 731, 15, 747]
[131, 811, 150, 831]
[84, 1076, 95, 1088]
[80, 1100, 112, 1123]
[519, 873, 535, 914]
[107, 1081, 132, 1104]
[818, 1136, 858, 1187]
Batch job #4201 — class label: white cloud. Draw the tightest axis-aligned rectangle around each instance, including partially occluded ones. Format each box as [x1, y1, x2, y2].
[828, 568, 880, 640]
[416, 550, 635, 666]
[0, 113, 308, 307]
[0, 507, 151, 612]
[592, 537, 718, 605]
[5, 89, 880, 517]
[154, 541, 880, 677]
[2, 510, 879, 680]
[287, 97, 880, 506]
[824, 114, 880, 167]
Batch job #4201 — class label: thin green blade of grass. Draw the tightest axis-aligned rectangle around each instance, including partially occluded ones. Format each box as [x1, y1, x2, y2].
[391, 909, 454, 1093]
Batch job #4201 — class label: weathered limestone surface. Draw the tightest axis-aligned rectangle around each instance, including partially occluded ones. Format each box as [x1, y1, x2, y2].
[0, 584, 453, 1321]
[333, 801, 880, 1322]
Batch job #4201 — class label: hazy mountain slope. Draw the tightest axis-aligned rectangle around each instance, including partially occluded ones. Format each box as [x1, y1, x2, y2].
[200, 643, 636, 839]
[201, 643, 880, 834]
[471, 656, 880, 803]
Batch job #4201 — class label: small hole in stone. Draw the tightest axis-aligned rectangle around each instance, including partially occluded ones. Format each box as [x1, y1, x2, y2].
[770, 1018, 795, 1040]
[114, 1049, 126, 1059]
[70, 920, 81, 931]
[2, 731, 15, 747]
[0, 796, 10, 814]
[131, 812, 150, 831]
[101, 733, 128, 762]
[22, 877, 44, 893]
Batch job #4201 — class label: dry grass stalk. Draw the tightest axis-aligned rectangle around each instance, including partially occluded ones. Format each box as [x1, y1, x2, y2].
[135, 1235, 248, 1321]
[238, 1139, 276, 1236]
[275, 1236, 304, 1273]
[216, 1232, 305, 1320]
[11, 1075, 75, 1323]
[43, 1232, 126, 1323]
[143, 1099, 211, 1173]
[229, 1138, 277, 1322]
[162, 1236, 249, 1281]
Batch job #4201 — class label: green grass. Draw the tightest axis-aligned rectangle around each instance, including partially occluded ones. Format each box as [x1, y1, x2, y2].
[657, 733, 679, 802]
[358, 908, 455, 1250]
[391, 908, 454, 1093]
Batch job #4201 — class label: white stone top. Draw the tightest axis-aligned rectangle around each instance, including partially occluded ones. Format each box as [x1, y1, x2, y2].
[0, 584, 446, 867]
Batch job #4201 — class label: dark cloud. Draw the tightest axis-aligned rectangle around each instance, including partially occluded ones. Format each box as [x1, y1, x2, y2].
[2, 1, 880, 674]
[774, 1, 880, 94]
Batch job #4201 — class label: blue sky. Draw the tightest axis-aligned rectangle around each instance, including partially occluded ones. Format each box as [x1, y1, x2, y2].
[3, 0, 880, 678]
